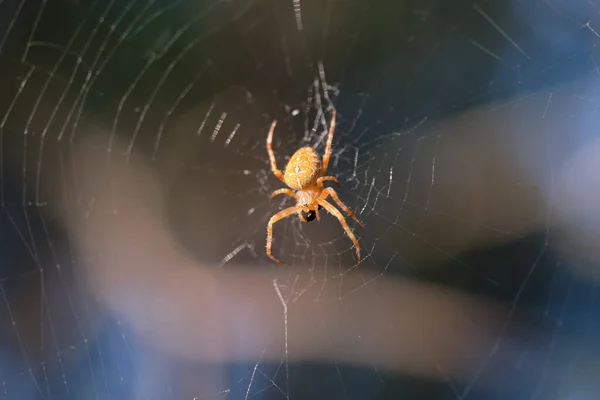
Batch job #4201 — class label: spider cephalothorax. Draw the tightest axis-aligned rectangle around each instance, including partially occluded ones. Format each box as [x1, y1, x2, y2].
[265, 110, 363, 264]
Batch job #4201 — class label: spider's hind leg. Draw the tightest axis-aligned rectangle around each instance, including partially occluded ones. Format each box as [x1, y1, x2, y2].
[320, 109, 336, 176]
[266, 120, 287, 184]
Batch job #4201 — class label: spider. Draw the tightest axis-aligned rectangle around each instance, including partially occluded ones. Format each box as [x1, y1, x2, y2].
[266, 110, 363, 264]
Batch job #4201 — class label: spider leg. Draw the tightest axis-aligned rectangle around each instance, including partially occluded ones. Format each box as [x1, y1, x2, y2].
[270, 189, 304, 221]
[318, 199, 361, 263]
[297, 211, 308, 223]
[317, 176, 340, 187]
[320, 109, 336, 177]
[315, 206, 321, 222]
[266, 205, 302, 264]
[271, 188, 296, 200]
[266, 120, 286, 184]
[319, 187, 363, 227]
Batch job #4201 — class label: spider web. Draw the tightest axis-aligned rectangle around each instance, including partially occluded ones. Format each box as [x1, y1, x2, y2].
[0, 0, 599, 399]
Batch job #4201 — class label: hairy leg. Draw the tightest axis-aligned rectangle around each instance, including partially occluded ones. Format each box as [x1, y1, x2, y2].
[317, 176, 339, 187]
[319, 187, 363, 227]
[270, 188, 296, 199]
[266, 120, 286, 183]
[320, 109, 336, 176]
[266, 206, 301, 264]
[318, 199, 361, 263]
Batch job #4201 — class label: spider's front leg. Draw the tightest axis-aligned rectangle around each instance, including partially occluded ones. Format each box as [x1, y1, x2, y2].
[266, 205, 301, 264]
[319, 187, 363, 227]
[318, 199, 361, 263]
[271, 189, 305, 221]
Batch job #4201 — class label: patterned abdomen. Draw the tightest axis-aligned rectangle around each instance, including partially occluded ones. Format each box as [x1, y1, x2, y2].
[284, 146, 321, 190]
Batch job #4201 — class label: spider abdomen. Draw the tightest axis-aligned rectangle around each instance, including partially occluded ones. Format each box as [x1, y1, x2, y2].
[284, 146, 321, 190]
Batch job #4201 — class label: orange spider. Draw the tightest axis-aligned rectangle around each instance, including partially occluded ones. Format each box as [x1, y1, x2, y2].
[265, 110, 363, 264]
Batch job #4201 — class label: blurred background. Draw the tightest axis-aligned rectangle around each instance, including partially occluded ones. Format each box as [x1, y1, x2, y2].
[1, 0, 600, 398]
